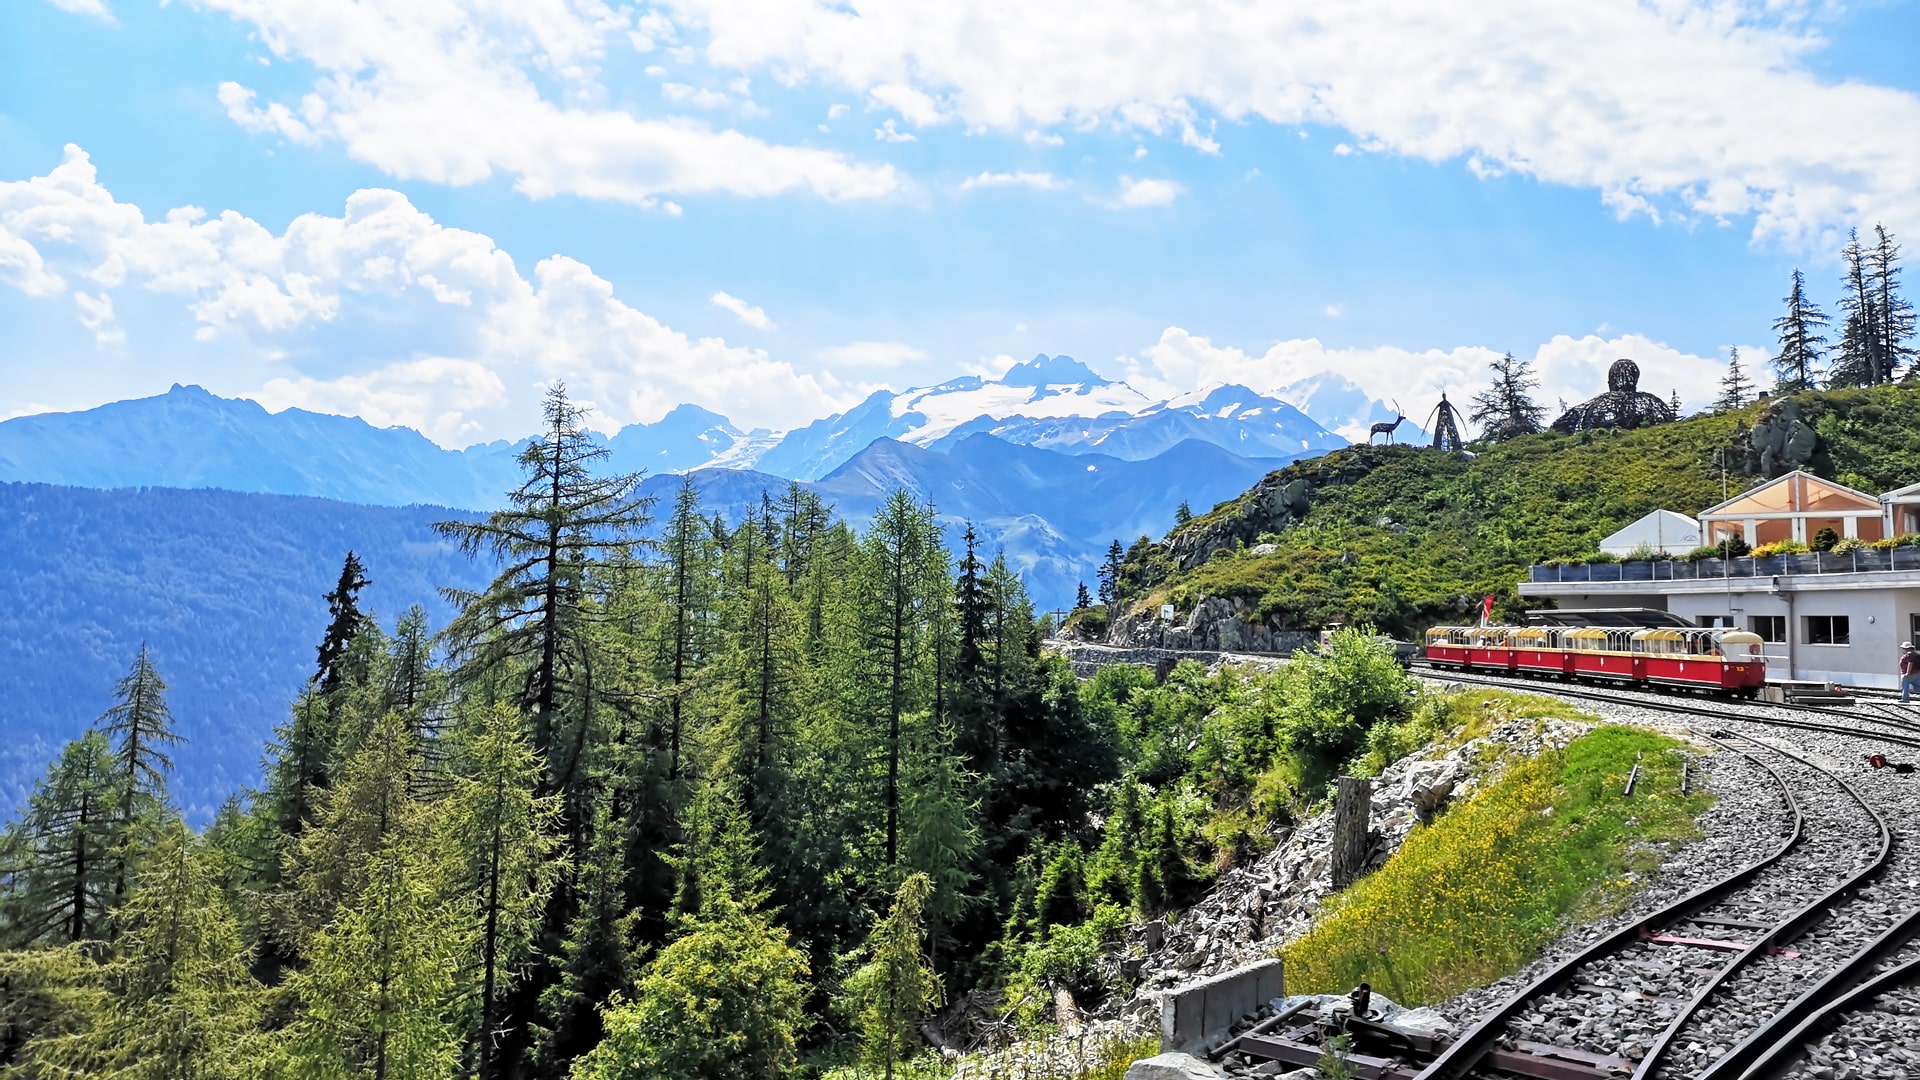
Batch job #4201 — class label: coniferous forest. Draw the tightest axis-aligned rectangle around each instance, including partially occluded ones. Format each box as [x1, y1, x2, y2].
[0, 387, 1416, 1079]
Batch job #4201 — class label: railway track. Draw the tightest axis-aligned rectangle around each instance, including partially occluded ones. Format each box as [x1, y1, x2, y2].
[1402, 671, 1920, 1080]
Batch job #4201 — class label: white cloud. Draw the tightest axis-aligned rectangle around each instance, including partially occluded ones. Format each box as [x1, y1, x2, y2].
[46, 0, 114, 20]
[710, 289, 776, 330]
[1323, 304, 1343, 318]
[1179, 119, 1219, 156]
[662, 0, 1920, 242]
[0, 145, 862, 442]
[827, 103, 850, 119]
[1120, 326, 1731, 440]
[193, 0, 901, 208]
[662, 82, 731, 109]
[960, 171, 1065, 191]
[875, 119, 917, 143]
[815, 341, 929, 368]
[1115, 177, 1181, 207]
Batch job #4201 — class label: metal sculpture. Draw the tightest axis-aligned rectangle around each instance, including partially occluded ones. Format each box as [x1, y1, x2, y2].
[1368, 400, 1408, 444]
[1549, 359, 1677, 433]
[1426, 392, 1467, 453]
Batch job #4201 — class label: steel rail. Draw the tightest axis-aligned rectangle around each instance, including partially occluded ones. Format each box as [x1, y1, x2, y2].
[1408, 732, 1809, 1080]
[1417, 669, 1920, 751]
[1418, 668, 1920, 1079]
[1660, 732, 1893, 1080]
[1737, 948, 1920, 1079]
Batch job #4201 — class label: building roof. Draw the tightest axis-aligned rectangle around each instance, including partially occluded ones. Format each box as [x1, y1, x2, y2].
[1884, 479, 1920, 503]
[1699, 470, 1882, 519]
[1600, 509, 1700, 555]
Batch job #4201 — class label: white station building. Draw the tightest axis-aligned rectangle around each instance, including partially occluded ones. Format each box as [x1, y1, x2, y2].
[1521, 471, 1920, 689]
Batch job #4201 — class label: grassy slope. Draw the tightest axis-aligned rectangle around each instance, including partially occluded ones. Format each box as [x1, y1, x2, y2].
[1281, 716, 1706, 1005]
[1129, 385, 1920, 635]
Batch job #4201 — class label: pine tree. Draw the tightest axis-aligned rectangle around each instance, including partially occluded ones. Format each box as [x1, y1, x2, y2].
[1467, 352, 1546, 441]
[1714, 347, 1753, 410]
[1833, 228, 1890, 386]
[899, 718, 978, 954]
[0, 733, 119, 945]
[839, 873, 942, 1079]
[442, 704, 559, 1079]
[953, 525, 988, 681]
[1097, 540, 1124, 606]
[1869, 224, 1917, 378]
[317, 552, 371, 693]
[1074, 582, 1092, 611]
[1174, 500, 1193, 526]
[98, 647, 180, 898]
[1669, 389, 1682, 417]
[385, 606, 438, 721]
[1772, 268, 1830, 391]
[436, 384, 649, 795]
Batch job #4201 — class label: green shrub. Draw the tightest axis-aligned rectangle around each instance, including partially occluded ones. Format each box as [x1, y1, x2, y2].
[1811, 526, 1840, 552]
[1832, 536, 1868, 554]
[1751, 539, 1809, 557]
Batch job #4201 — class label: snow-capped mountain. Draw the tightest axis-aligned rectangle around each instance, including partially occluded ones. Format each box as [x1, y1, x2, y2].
[1274, 372, 1433, 445]
[742, 355, 1349, 480]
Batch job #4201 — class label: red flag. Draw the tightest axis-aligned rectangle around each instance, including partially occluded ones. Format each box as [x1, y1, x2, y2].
[1480, 595, 1495, 625]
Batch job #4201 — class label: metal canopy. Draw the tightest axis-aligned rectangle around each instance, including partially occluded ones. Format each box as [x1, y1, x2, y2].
[1525, 607, 1695, 628]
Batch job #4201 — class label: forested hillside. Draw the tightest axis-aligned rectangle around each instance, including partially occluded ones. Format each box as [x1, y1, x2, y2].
[0, 484, 489, 817]
[0, 388, 1423, 1080]
[1102, 384, 1920, 635]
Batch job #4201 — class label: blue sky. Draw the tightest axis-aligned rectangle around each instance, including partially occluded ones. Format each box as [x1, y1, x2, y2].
[3, 0, 1919, 446]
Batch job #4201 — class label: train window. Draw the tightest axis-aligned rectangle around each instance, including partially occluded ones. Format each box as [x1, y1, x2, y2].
[1749, 616, 1785, 643]
[1805, 615, 1850, 645]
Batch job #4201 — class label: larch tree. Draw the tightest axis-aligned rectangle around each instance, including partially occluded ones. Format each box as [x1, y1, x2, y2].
[1834, 228, 1891, 386]
[437, 384, 648, 797]
[839, 873, 942, 1080]
[98, 646, 179, 898]
[1869, 224, 1917, 378]
[316, 552, 371, 694]
[55, 823, 263, 1080]
[1772, 268, 1830, 391]
[281, 715, 467, 1080]
[0, 732, 120, 945]
[1714, 347, 1753, 410]
[442, 703, 559, 1080]
[653, 477, 721, 783]
[1467, 351, 1546, 442]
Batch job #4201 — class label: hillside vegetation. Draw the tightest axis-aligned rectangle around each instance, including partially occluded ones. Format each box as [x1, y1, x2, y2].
[1108, 384, 1920, 635]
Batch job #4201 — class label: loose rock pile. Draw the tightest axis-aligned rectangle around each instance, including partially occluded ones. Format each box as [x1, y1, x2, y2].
[1119, 716, 1593, 1000]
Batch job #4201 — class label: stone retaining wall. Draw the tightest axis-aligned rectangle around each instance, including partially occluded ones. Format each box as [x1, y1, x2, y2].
[1157, 959, 1287, 1054]
[1043, 640, 1295, 679]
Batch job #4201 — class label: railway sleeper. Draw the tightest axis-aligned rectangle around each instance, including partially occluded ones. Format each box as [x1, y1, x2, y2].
[1231, 1011, 1636, 1080]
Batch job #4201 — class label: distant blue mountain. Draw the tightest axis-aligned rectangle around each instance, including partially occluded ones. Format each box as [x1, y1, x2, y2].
[0, 483, 490, 820]
[0, 384, 524, 508]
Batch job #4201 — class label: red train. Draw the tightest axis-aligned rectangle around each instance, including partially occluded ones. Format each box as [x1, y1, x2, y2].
[1423, 625, 1768, 697]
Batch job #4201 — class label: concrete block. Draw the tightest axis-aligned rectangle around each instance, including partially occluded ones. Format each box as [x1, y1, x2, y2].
[1157, 958, 1285, 1054]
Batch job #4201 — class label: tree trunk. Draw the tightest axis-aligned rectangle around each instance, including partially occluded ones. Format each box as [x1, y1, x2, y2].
[1331, 776, 1372, 890]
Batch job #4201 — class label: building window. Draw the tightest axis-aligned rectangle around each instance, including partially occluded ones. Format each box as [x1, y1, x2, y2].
[1697, 615, 1734, 628]
[1805, 615, 1850, 645]
[1749, 616, 1786, 643]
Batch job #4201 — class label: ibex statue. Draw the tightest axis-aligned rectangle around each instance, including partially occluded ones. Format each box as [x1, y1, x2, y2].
[1368, 400, 1407, 444]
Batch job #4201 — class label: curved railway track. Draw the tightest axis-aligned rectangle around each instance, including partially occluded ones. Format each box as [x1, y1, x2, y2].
[1407, 671, 1920, 1080]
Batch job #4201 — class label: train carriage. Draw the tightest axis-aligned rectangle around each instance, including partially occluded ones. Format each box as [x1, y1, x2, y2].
[1421, 622, 1767, 697]
[1510, 626, 1573, 676]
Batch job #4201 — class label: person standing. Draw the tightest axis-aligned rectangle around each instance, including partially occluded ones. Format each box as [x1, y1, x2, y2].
[1902, 641, 1920, 703]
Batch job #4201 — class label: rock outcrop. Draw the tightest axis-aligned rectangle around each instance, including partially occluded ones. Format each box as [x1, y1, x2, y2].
[1121, 718, 1593, 996]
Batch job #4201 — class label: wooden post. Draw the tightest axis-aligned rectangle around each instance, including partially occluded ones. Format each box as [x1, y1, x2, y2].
[1331, 776, 1372, 889]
